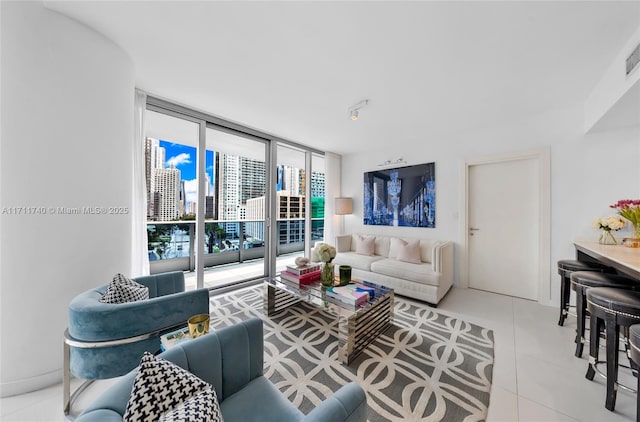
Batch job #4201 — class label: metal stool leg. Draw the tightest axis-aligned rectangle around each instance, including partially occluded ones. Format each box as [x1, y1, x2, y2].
[605, 311, 620, 411]
[559, 273, 570, 326]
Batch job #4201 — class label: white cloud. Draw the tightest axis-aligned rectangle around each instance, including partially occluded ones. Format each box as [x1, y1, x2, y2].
[183, 179, 198, 204]
[167, 153, 191, 167]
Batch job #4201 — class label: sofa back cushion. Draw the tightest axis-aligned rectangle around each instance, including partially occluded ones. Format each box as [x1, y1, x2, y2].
[388, 237, 436, 263]
[396, 239, 422, 264]
[353, 234, 375, 256]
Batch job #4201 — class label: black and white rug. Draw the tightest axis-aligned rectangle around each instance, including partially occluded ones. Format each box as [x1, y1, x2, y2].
[209, 286, 494, 421]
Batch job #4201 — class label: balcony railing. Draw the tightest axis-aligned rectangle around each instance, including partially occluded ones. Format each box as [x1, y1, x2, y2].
[146, 219, 324, 276]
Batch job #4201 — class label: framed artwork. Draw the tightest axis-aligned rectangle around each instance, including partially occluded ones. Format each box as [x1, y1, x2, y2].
[363, 162, 435, 228]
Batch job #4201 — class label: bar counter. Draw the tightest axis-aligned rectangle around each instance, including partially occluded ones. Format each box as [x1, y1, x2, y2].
[574, 240, 640, 279]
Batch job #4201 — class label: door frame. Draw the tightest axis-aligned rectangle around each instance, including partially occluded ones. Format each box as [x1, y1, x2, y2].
[458, 148, 551, 304]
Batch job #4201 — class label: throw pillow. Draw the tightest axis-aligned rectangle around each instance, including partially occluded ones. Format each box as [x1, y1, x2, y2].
[158, 388, 223, 422]
[388, 237, 403, 259]
[100, 273, 149, 304]
[354, 234, 375, 256]
[396, 239, 422, 264]
[123, 352, 212, 422]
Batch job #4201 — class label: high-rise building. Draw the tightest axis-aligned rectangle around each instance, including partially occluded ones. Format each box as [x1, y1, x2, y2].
[311, 171, 325, 198]
[205, 196, 214, 219]
[145, 137, 166, 218]
[217, 153, 266, 237]
[153, 166, 181, 221]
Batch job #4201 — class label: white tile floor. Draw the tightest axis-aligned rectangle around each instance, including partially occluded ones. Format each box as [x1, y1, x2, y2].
[2, 287, 637, 421]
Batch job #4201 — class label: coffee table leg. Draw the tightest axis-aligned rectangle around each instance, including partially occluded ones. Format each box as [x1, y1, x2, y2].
[337, 293, 394, 364]
[263, 283, 301, 316]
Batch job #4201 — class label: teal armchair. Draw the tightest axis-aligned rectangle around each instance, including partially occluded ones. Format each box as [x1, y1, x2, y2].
[64, 271, 209, 417]
[75, 318, 367, 422]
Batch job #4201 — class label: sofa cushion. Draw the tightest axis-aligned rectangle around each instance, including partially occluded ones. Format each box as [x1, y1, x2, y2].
[158, 388, 222, 422]
[370, 258, 440, 286]
[395, 239, 422, 264]
[354, 234, 375, 256]
[333, 251, 385, 272]
[123, 352, 212, 421]
[389, 237, 434, 263]
[100, 273, 149, 304]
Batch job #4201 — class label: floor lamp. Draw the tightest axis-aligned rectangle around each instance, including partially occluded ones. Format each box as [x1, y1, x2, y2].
[334, 197, 353, 234]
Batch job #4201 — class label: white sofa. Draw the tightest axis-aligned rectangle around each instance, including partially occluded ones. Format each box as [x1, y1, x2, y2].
[333, 234, 454, 306]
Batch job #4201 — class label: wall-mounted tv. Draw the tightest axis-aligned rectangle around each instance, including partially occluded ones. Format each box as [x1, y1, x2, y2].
[363, 162, 435, 228]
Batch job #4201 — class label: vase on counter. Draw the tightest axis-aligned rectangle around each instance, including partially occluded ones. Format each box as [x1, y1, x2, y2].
[321, 262, 335, 287]
[599, 230, 617, 245]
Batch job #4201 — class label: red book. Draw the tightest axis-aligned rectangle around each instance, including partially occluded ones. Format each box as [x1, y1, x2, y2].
[280, 270, 321, 285]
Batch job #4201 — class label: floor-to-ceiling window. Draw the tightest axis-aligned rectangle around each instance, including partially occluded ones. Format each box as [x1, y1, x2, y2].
[144, 96, 323, 291]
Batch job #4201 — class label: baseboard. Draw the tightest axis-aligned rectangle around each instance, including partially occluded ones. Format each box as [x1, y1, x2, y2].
[0, 368, 61, 398]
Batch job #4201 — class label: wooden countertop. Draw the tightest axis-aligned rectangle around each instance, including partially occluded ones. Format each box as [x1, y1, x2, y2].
[574, 240, 640, 279]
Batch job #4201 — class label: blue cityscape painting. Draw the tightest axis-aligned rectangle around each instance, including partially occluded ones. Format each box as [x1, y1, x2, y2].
[363, 162, 435, 228]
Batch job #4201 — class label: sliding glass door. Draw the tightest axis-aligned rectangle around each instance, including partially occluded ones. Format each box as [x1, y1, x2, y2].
[203, 126, 268, 287]
[144, 96, 323, 292]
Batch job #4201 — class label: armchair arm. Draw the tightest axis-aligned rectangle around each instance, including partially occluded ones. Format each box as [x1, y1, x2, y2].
[68, 288, 209, 341]
[336, 235, 352, 253]
[302, 382, 367, 422]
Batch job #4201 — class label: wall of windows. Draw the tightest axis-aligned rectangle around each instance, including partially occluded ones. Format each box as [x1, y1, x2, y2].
[144, 97, 324, 290]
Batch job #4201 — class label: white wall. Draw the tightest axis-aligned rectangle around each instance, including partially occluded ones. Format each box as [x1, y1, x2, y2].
[341, 103, 640, 307]
[1, 2, 135, 396]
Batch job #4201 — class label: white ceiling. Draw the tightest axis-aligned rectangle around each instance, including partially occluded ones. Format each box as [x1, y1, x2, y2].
[45, 1, 640, 155]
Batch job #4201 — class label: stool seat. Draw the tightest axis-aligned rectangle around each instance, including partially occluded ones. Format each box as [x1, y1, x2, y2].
[558, 259, 609, 274]
[586, 287, 640, 412]
[557, 259, 610, 326]
[587, 288, 640, 317]
[571, 273, 638, 357]
[572, 272, 638, 289]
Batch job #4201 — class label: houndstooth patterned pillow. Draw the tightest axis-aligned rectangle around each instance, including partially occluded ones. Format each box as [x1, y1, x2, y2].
[100, 273, 149, 304]
[158, 388, 223, 422]
[123, 352, 214, 422]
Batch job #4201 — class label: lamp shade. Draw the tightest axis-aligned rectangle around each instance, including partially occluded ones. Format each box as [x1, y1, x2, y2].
[335, 197, 353, 215]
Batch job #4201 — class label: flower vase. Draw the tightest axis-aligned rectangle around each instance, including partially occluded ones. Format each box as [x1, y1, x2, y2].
[633, 223, 640, 240]
[321, 262, 335, 287]
[599, 230, 617, 245]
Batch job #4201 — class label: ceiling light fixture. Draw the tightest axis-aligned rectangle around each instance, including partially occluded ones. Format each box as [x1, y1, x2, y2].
[348, 99, 369, 121]
[377, 158, 407, 167]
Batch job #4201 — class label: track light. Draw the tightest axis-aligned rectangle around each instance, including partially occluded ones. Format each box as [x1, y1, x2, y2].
[348, 99, 369, 121]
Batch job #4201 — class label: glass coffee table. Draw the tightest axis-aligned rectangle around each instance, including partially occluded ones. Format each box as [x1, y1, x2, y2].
[264, 276, 394, 364]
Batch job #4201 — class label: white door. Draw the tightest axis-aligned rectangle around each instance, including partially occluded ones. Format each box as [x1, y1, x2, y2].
[468, 157, 539, 300]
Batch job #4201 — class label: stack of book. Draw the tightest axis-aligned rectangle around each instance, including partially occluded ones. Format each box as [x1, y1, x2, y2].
[325, 284, 373, 310]
[160, 326, 190, 351]
[280, 263, 322, 286]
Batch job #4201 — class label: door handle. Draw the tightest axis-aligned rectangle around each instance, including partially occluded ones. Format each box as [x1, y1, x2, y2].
[469, 227, 480, 236]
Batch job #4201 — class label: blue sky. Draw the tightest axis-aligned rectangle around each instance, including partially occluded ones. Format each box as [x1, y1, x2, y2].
[160, 140, 215, 203]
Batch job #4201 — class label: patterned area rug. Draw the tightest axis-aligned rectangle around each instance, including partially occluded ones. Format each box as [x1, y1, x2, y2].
[209, 286, 494, 421]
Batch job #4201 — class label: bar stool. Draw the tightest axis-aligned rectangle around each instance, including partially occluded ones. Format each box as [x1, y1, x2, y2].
[628, 324, 640, 422]
[571, 271, 638, 357]
[585, 287, 640, 411]
[558, 259, 609, 326]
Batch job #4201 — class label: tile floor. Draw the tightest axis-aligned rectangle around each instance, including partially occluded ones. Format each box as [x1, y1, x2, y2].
[1, 287, 637, 421]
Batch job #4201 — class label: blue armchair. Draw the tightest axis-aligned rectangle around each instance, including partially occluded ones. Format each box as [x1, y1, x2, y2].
[75, 318, 367, 422]
[64, 271, 209, 416]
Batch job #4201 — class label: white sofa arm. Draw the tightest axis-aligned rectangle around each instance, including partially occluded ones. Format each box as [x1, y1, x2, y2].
[336, 235, 352, 253]
[432, 241, 454, 275]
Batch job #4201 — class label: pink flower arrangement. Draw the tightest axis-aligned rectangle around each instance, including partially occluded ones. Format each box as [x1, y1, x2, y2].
[610, 199, 640, 239]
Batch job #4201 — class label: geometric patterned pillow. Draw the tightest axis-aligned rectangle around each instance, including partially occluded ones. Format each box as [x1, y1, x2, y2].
[100, 273, 149, 304]
[123, 352, 212, 422]
[157, 388, 223, 422]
